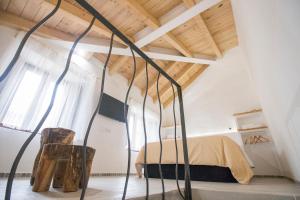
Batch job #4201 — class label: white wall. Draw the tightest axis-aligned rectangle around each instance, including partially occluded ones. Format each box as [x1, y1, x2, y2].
[0, 128, 40, 173]
[0, 26, 19, 78]
[231, 0, 300, 181]
[164, 47, 261, 134]
[87, 73, 158, 173]
[244, 141, 281, 176]
[0, 26, 18, 59]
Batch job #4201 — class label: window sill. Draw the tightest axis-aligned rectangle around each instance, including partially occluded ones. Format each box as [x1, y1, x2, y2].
[0, 123, 34, 134]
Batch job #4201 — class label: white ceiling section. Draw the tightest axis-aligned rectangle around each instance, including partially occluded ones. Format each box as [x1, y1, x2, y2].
[133, 0, 221, 48]
[39, 37, 216, 65]
[231, 0, 300, 181]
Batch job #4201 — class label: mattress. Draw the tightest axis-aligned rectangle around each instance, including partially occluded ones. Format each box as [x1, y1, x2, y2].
[135, 135, 253, 184]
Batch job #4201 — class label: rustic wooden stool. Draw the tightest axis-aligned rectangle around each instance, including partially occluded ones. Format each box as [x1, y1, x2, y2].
[32, 144, 95, 192]
[30, 128, 75, 186]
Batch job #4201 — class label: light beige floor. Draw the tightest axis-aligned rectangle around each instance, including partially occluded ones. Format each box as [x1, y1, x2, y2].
[0, 176, 299, 199]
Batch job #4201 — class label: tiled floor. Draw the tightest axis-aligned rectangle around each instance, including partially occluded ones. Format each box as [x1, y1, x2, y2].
[0, 176, 299, 199]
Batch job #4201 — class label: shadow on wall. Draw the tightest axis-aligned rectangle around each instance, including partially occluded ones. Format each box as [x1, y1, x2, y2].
[231, 0, 300, 181]
[286, 84, 300, 166]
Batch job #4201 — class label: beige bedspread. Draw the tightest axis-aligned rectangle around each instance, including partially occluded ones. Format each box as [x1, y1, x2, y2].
[135, 135, 253, 184]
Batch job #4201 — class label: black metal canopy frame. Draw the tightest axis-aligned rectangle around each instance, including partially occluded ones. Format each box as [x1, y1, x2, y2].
[2, 0, 192, 199]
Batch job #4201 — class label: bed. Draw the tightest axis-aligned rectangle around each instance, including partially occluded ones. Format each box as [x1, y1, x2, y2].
[135, 135, 253, 184]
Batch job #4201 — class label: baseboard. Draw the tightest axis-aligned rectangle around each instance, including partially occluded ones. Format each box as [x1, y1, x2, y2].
[91, 173, 137, 177]
[0, 173, 31, 178]
[0, 172, 137, 178]
[253, 175, 295, 182]
[0, 173, 293, 182]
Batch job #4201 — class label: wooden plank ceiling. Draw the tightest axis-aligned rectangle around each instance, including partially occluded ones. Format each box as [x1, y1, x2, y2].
[0, 0, 238, 107]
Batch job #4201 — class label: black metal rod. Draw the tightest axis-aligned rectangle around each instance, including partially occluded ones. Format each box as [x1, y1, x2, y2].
[142, 62, 149, 200]
[156, 72, 165, 199]
[0, 0, 62, 83]
[122, 46, 137, 200]
[75, 0, 180, 88]
[80, 31, 114, 200]
[177, 87, 192, 200]
[5, 16, 96, 200]
[171, 83, 185, 199]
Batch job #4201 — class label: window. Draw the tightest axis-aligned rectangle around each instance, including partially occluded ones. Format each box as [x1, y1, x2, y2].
[2, 70, 42, 128]
[0, 63, 83, 131]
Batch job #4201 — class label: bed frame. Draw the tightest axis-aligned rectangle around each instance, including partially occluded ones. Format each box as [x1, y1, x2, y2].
[146, 164, 237, 183]
[1, 0, 193, 199]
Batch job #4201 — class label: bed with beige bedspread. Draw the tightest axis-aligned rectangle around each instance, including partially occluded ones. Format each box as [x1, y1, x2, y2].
[135, 135, 253, 184]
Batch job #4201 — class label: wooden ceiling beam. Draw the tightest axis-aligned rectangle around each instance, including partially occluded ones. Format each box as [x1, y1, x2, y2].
[133, 65, 145, 83]
[0, 11, 76, 41]
[109, 56, 129, 75]
[162, 33, 192, 57]
[109, 0, 190, 75]
[182, 0, 222, 57]
[133, 0, 221, 48]
[122, 0, 192, 57]
[45, 0, 132, 45]
[154, 63, 196, 102]
[143, 62, 178, 95]
[109, 0, 220, 74]
[163, 65, 208, 107]
[124, 61, 145, 85]
[109, 46, 148, 75]
[134, 59, 152, 83]
[109, 57, 127, 74]
[135, 60, 166, 84]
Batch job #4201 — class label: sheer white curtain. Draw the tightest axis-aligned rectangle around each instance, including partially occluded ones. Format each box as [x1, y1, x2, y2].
[128, 99, 159, 151]
[0, 36, 86, 132]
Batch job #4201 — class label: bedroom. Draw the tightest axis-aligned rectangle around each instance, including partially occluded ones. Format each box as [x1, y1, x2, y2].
[0, 0, 299, 199]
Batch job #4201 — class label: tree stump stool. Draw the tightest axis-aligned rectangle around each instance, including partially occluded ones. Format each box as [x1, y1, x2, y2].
[32, 144, 95, 192]
[30, 128, 75, 186]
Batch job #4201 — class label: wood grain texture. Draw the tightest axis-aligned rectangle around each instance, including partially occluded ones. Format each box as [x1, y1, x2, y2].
[0, 0, 11, 10]
[30, 128, 75, 186]
[109, 0, 192, 74]
[163, 65, 208, 107]
[63, 145, 95, 192]
[52, 160, 68, 188]
[45, 0, 128, 44]
[154, 63, 196, 102]
[182, 0, 222, 57]
[0, 11, 76, 41]
[144, 62, 178, 96]
[233, 109, 263, 117]
[32, 144, 95, 193]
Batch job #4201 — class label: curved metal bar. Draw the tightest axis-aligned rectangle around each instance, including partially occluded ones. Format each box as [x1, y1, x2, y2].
[0, 0, 62, 83]
[156, 72, 165, 199]
[4, 16, 96, 200]
[177, 87, 192, 200]
[122, 46, 137, 200]
[142, 61, 149, 199]
[171, 83, 185, 199]
[80, 32, 115, 200]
